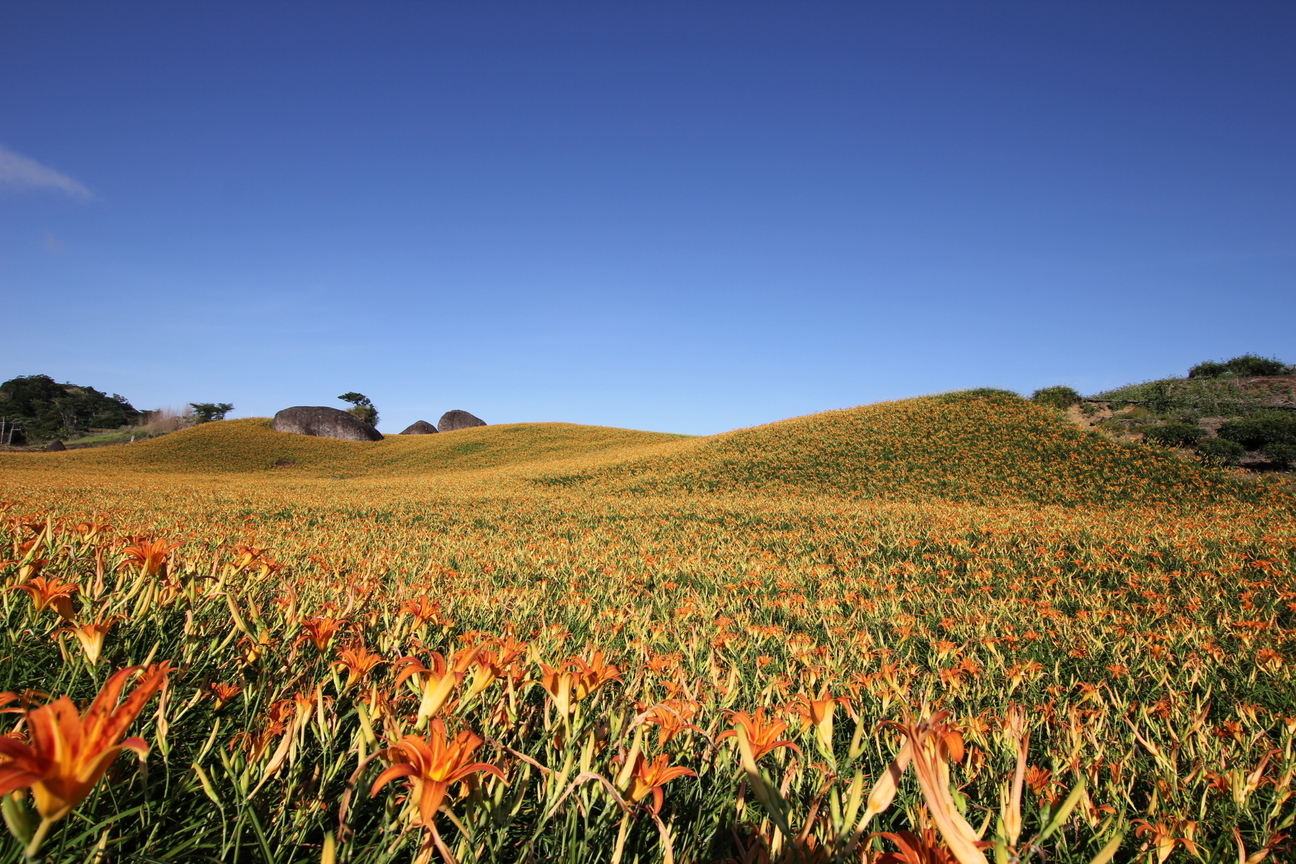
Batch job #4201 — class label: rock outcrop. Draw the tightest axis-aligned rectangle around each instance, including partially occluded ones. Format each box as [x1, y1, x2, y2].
[272, 406, 383, 441]
[44, 440, 66, 452]
[438, 410, 486, 432]
[400, 420, 438, 435]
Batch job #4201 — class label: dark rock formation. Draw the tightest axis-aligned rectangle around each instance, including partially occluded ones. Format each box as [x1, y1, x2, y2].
[272, 406, 383, 441]
[438, 410, 486, 432]
[44, 439, 66, 452]
[400, 420, 439, 435]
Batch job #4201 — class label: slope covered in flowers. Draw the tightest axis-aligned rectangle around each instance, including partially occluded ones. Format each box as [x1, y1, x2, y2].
[0, 392, 1293, 863]
[542, 390, 1283, 507]
[0, 418, 689, 477]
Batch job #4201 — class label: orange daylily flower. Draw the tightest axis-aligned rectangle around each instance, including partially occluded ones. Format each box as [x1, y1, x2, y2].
[370, 719, 506, 827]
[395, 652, 455, 690]
[10, 575, 79, 620]
[537, 662, 571, 714]
[639, 700, 701, 747]
[568, 650, 621, 700]
[539, 650, 622, 716]
[886, 713, 986, 864]
[399, 596, 443, 628]
[73, 521, 112, 541]
[119, 538, 181, 577]
[208, 682, 243, 709]
[628, 752, 696, 814]
[0, 662, 171, 849]
[297, 616, 344, 652]
[396, 649, 476, 721]
[789, 691, 838, 751]
[230, 544, 267, 570]
[334, 642, 385, 689]
[1133, 818, 1203, 864]
[463, 636, 528, 699]
[872, 828, 961, 864]
[58, 617, 121, 664]
[719, 709, 802, 764]
[1024, 765, 1054, 798]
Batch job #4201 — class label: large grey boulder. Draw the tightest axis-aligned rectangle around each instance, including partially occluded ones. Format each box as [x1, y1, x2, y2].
[44, 440, 66, 452]
[272, 406, 383, 441]
[438, 410, 486, 432]
[400, 420, 438, 435]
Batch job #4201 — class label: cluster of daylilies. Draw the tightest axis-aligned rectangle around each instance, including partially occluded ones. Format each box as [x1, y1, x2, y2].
[0, 405, 1293, 863]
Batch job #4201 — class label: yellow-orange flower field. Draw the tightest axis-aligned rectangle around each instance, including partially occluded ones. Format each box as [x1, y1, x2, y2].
[1, 391, 1293, 863]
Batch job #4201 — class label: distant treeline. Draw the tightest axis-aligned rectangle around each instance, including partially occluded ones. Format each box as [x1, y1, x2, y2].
[0, 374, 140, 444]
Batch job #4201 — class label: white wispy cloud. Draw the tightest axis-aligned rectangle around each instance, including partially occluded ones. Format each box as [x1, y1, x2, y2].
[0, 144, 93, 199]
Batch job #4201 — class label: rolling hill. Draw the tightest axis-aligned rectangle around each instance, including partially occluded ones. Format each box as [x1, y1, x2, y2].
[0, 391, 1282, 507]
[533, 389, 1285, 507]
[0, 418, 689, 477]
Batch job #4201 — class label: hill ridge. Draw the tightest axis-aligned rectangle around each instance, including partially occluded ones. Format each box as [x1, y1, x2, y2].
[534, 390, 1284, 507]
[1, 393, 1283, 509]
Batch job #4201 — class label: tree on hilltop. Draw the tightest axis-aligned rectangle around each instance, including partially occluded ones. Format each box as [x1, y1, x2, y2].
[189, 402, 234, 423]
[338, 392, 379, 427]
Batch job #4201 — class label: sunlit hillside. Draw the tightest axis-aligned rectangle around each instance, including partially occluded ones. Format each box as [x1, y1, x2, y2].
[537, 389, 1286, 507]
[2, 393, 1280, 510]
[1, 392, 1293, 862]
[0, 418, 690, 477]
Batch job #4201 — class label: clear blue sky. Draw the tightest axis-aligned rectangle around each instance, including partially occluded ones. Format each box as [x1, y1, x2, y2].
[2, 2, 1292, 435]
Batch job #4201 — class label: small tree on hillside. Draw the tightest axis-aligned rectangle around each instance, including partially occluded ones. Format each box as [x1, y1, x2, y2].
[338, 392, 379, 427]
[189, 402, 234, 423]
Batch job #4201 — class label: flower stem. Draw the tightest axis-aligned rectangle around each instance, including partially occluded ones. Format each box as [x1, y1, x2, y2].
[25, 817, 54, 860]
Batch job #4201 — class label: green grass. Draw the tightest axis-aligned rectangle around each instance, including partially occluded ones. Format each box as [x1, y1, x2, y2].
[1092, 376, 1291, 418]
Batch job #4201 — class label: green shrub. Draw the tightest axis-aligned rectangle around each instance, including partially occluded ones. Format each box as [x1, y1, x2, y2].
[1262, 442, 1296, 469]
[1218, 412, 1296, 451]
[190, 402, 234, 423]
[338, 392, 380, 427]
[1188, 361, 1227, 379]
[1143, 423, 1207, 447]
[1196, 437, 1246, 466]
[1030, 386, 1082, 410]
[1189, 354, 1291, 378]
[1094, 377, 1279, 417]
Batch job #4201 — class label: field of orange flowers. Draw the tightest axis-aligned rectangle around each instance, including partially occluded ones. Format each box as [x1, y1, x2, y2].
[1, 392, 1294, 863]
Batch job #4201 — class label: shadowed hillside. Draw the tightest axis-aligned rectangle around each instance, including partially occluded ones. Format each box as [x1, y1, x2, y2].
[536, 390, 1286, 507]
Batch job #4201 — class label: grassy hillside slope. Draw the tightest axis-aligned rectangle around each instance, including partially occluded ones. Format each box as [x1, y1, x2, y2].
[1, 393, 1280, 508]
[537, 389, 1285, 507]
[0, 418, 690, 476]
